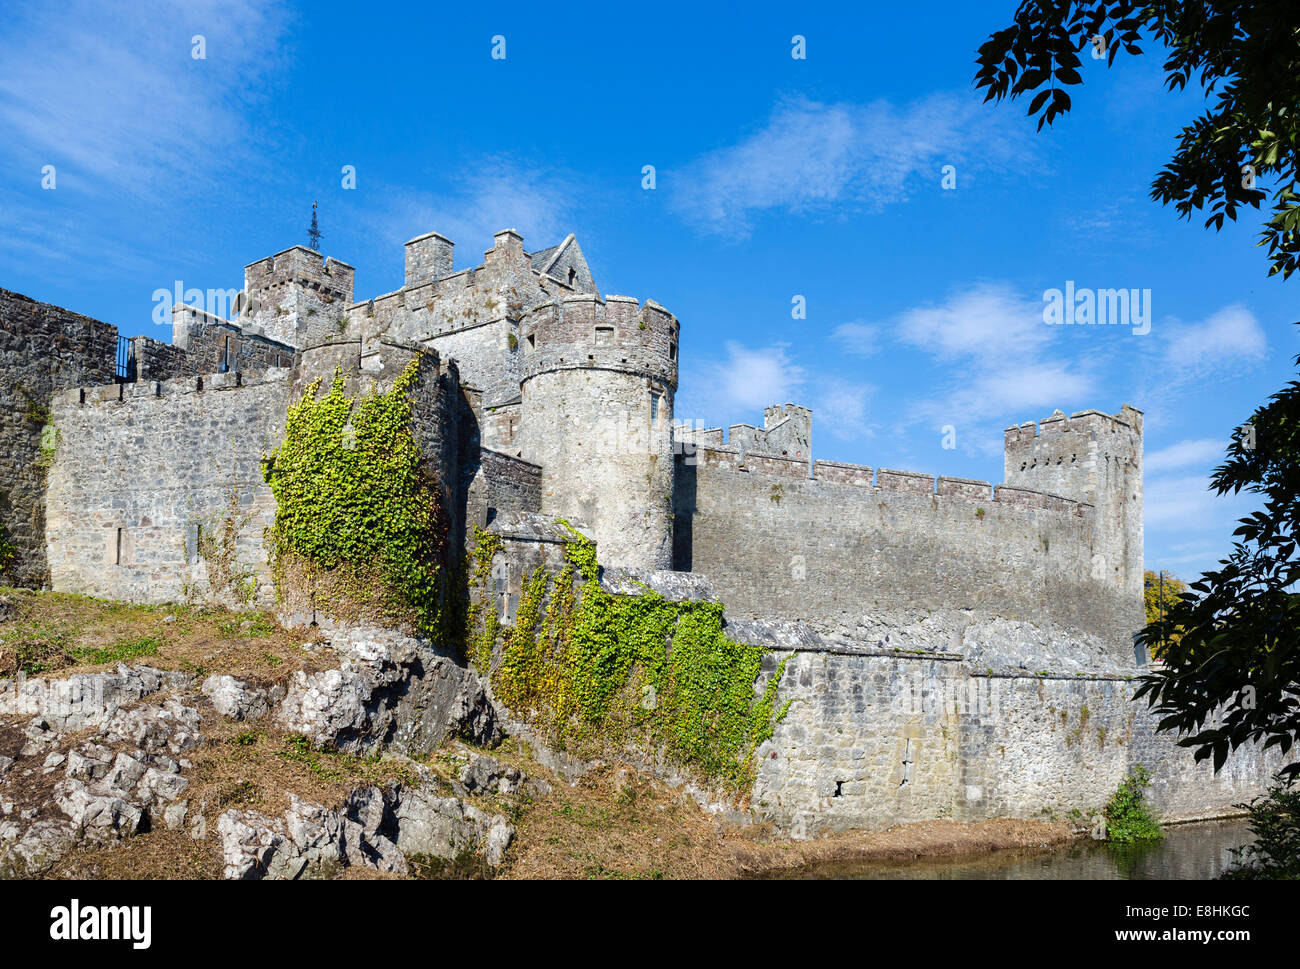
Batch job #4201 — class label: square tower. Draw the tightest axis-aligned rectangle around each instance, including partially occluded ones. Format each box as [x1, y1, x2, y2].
[242, 246, 355, 350]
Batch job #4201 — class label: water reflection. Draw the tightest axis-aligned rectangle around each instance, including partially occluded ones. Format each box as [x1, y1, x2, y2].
[769, 819, 1253, 880]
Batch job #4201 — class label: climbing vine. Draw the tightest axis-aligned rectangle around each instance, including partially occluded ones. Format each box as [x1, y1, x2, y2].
[189, 485, 258, 606]
[466, 527, 503, 674]
[0, 522, 14, 575]
[472, 522, 793, 794]
[262, 360, 448, 634]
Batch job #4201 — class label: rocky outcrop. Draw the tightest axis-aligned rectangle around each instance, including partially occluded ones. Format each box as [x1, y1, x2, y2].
[274, 627, 502, 754]
[0, 665, 193, 732]
[451, 747, 551, 798]
[1, 631, 519, 878]
[0, 688, 201, 878]
[202, 675, 282, 721]
[217, 773, 514, 880]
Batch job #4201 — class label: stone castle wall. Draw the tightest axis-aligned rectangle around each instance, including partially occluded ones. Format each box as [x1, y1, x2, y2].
[0, 289, 118, 586]
[41, 341, 491, 611]
[353, 230, 595, 407]
[465, 449, 543, 532]
[44, 371, 292, 608]
[1005, 406, 1144, 620]
[674, 445, 1137, 653]
[754, 648, 1283, 834]
[131, 335, 188, 381]
[242, 246, 355, 350]
[172, 306, 296, 376]
[516, 293, 679, 571]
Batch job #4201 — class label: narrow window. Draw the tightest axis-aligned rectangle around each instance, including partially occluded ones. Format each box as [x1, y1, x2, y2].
[568, 267, 577, 286]
[650, 393, 660, 424]
[220, 336, 230, 373]
[115, 528, 124, 565]
[669, 341, 677, 361]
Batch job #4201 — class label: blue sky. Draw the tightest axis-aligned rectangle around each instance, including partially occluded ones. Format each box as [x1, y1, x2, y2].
[1, 0, 1295, 581]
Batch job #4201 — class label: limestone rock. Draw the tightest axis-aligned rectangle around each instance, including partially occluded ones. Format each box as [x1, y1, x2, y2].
[276, 626, 502, 755]
[162, 801, 189, 832]
[54, 779, 143, 841]
[0, 665, 191, 732]
[390, 786, 511, 865]
[217, 810, 289, 881]
[456, 751, 550, 798]
[202, 675, 274, 721]
[102, 698, 203, 754]
[65, 744, 115, 782]
[214, 780, 514, 880]
[0, 818, 77, 878]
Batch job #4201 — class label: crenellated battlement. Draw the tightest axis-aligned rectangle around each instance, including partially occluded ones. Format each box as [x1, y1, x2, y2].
[1003, 405, 1141, 447]
[1003, 403, 1144, 602]
[518, 292, 679, 390]
[681, 441, 1091, 517]
[53, 368, 292, 410]
[243, 246, 355, 305]
[241, 246, 355, 349]
[4, 227, 1145, 661]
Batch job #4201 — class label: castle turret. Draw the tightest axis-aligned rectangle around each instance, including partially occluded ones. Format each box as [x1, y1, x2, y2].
[241, 246, 355, 350]
[516, 293, 679, 570]
[1004, 404, 1144, 611]
[762, 403, 812, 460]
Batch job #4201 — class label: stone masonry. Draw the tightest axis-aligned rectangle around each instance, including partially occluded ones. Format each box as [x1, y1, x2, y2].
[0, 227, 1281, 832]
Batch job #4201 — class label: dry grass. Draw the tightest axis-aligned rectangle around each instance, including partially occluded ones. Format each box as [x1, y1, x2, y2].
[0, 587, 335, 685]
[50, 828, 225, 880]
[179, 717, 435, 824]
[24, 716, 1080, 880]
[3, 591, 1080, 881]
[495, 741, 1077, 880]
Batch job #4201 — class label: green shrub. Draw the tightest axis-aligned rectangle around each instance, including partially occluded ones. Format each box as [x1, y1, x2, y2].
[1104, 765, 1164, 843]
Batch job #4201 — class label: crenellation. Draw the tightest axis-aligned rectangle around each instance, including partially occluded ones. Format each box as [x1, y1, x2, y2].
[877, 468, 935, 495]
[937, 475, 993, 500]
[812, 460, 874, 487]
[11, 225, 1278, 839]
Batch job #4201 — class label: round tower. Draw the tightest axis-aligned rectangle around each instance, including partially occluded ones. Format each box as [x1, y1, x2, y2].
[517, 293, 679, 570]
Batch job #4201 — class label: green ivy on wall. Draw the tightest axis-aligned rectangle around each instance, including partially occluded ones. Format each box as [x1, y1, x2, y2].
[467, 527, 503, 674]
[475, 522, 793, 794]
[0, 522, 14, 575]
[262, 360, 447, 634]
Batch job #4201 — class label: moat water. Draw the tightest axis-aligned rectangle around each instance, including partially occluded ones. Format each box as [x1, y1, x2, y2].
[770, 818, 1253, 880]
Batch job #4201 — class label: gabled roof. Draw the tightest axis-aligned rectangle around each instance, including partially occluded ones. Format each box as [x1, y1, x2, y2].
[527, 234, 598, 294]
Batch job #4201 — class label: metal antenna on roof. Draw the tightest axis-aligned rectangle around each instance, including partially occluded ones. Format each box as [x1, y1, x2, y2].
[307, 201, 322, 251]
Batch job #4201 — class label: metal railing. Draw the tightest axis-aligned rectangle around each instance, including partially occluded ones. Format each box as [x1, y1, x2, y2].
[114, 336, 137, 383]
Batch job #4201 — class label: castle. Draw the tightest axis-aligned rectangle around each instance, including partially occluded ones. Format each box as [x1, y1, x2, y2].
[0, 229, 1279, 834]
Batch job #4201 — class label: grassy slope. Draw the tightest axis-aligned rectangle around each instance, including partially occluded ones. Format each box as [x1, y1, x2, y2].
[2, 591, 1076, 880]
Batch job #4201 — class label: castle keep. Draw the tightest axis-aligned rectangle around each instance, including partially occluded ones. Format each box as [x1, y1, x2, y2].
[0, 230, 1279, 834]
